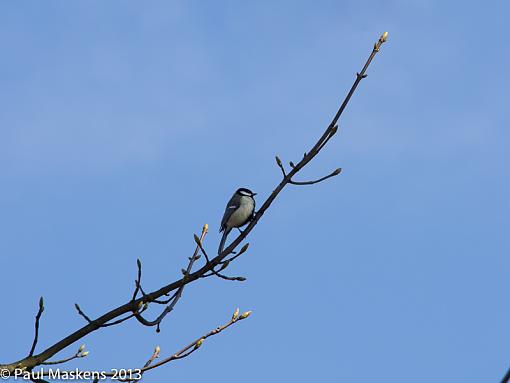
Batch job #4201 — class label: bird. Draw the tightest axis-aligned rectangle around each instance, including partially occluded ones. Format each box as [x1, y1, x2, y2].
[218, 188, 257, 254]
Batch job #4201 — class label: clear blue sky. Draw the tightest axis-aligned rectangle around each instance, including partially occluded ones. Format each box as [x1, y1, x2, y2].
[1, 1, 509, 382]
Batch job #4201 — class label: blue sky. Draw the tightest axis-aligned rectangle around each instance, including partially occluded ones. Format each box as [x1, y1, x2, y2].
[1, 1, 509, 382]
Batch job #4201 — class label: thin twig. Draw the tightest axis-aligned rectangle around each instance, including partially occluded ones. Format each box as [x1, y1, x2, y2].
[289, 168, 342, 185]
[28, 297, 44, 357]
[193, 233, 245, 282]
[219, 243, 250, 264]
[75, 303, 145, 328]
[119, 345, 160, 382]
[74, 304, 93, 324]
[210, 272, 246, 282]
[194, 235, 212, 266]
[133, 224, 209, 332]
[200, 261, 246, 281]
[101, 313, 137, 328]
[139, 286, 178, 305]
[39, 340, 88, 368]
[275, 156, 287, 177]
[106, 310, 252, 380]
[131, 259, 142, 301]
[41, 354, 80, 366]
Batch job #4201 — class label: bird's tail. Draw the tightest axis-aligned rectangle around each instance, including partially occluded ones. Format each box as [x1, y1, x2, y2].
[218, 228, 231, 255]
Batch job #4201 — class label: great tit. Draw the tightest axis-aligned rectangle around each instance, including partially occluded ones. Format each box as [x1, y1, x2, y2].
[218, 188, 256, 254]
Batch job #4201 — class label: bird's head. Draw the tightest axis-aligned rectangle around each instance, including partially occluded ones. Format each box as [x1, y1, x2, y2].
[236, 188, 257, 197]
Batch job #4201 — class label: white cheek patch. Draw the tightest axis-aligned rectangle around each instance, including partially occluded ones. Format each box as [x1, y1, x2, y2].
[239, 190, 251, 196]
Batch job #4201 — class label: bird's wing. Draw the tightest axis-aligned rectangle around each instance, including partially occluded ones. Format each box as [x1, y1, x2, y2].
[220, 195, 239, 231]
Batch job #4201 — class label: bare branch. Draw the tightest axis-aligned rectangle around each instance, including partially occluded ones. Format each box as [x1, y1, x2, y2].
[34, 309, 251, 382]
[213, 33, 389, 264]
[501, 367, 510, 383]
[0, 32, 388, 374]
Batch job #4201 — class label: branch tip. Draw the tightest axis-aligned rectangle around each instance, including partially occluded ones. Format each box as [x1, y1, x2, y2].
[238, 243, 250, 255]
[239, 311, 252, 320]
[275, 155, 287, 177]
[29, 296, 46, 356]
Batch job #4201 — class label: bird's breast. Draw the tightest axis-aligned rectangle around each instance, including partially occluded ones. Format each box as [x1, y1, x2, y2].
[227, 197, 254, 228]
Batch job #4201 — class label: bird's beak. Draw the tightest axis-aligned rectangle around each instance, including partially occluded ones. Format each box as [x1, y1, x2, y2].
[252, 193, 257, 196]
